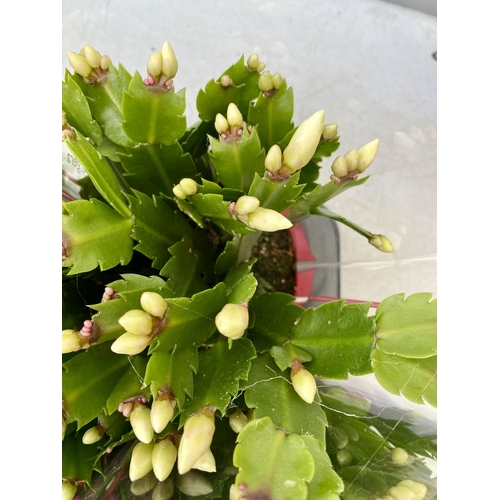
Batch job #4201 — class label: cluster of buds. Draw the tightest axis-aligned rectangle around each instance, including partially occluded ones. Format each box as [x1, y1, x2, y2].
[246, 53, 266, 73]
[62, 111, 75, 141]
[111, 292, 168, 355]
[290, 361, 317, 404]
[101, 285, 116, 302]
[229, 195, 293, 232]
[265, 110, 325, 179]
[258, 71, 283, 95]
[214, 103, 250, 141]
[67, 44, 111, 83]
[144, 42, 178, 90]
[215, 303, 249, 340]
[377, 479, 427, 500]
[62, 323, 93, 353]
[330, 138, 379, 183]
[172, 178, 198, 199]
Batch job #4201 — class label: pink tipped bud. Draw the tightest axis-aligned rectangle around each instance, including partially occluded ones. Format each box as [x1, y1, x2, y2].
[247, 54, 259, 70]
[246, 207, 293, 232]
[322, 123, 338, 141]
[177, 409, 216, 475]
[272, 73, 283, 90]
[67, 52, 93, 78]
[229, 410, 248, 434]
[152, 439, 177, 481]
[151, 397, 176, 433]
[234, 195, 260, 216]
[129, 442, 154, 481]
[118, 310, 154, 336]
[215, 303, 249, 340]
[281, 110, 325, 176]
[398, 480, 427, 500]
[62, 481, 77, 500]
[84, 44, 102, 69]
[179, 178, 198, 197]
[344, 149, 359, 172]
[258, 72, 274, 92]
[291, 364, 317, 404]
[147, 52, 163, 77]
[82, 425, 105, 444]
[111, 332, 151, 355]
[331, 156, 348, 178]
[368, 234, 394, 253]
[357, 138, 379, 172]
[215, 113, 230, 135]
[141, 292, 168, 318]
[130, 404, 155, 444]
[175, 470, 213, 496]
[161, 42, 178, 79]
[227, 103, 243, 129]
[265, 144, 283, 174]
[192, 448, 216, 473]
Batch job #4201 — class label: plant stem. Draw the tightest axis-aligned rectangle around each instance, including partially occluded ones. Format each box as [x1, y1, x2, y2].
[311, 206, 373, 239]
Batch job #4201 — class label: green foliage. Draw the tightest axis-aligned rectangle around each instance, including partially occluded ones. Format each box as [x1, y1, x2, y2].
[61, 43, 437, 499]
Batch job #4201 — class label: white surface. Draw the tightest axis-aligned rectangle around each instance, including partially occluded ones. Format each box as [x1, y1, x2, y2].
[62, 0, 437, 303]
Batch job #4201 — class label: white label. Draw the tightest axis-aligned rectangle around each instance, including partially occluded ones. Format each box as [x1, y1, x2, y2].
[62, 142, 86, 200]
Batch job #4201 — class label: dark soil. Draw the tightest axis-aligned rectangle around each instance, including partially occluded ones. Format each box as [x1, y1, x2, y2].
[250, 230, 296, 295]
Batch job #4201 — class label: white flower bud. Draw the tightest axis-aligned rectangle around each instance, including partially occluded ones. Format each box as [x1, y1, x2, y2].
[272, 73, 283, 90]
[234, 195, 260, 216]
[227, 103, 243, 129]
[369, 234, 394, 253]
[161, 42, 179, 79]
[141, 292, 168, 319]
[147, 52, 163, 77]
[62, 481, 77, 500]
[192, 448, 216, 473]
[215, 113, 230, 135]
[67, 52, 93, 78]
[62, 330, 85, 353]
[82, 425, 104, 445]
[256, 61, 266, 72]
[344, 149, 359, 172]
[258, 72, 274, 92]
[357, 138, 379, 172]
[391, 447, 410, 465]
[265, 144, 283, 174]
[173, 184, 187, 199]
[111, 332, 151, 355]
[151, 397, 176, 433]
[331, 156, 348, 178]
[130, 404, 155, 444]
[291, 365, 317, 404]
[129, 442, 154, 481]
[152, 439, 177, 481]
[179, 178, 198, 197]
[388, 485, 417, 500]
[84, 44, 102, 69]
[229, 410, 248, 434]
[215, 303, 249, 340]
[246, 207, 293, 232]
[100, 55, 111, 71]
[397, 480, 427, 500]
[220, 74, 233, 87]
[322, 123, 338, 141]
[118, 310, 154, 336]
[247, 54, 259, 69]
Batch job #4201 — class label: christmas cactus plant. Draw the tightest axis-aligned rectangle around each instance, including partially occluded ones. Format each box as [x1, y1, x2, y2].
[62, 41, 437, 500]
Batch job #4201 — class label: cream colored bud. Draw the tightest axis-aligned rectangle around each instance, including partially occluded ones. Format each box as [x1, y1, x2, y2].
[82, 425, 104, 444]
[246, 207, 293, 232]
[161, 42, 179, 79]
[67, 52, 93, 78]
[100, 55, 111, 71]
[357, 138, 379, 172]
[152, 439, 177, 481]
[177, 410, 216, 475]
[129, 442, 154, 481]
[227, 103, 243, 129]
[230, 484, 240, 500]
[152, 478, 175, 500]
[141, 292, 168, 319]
[322, 123, 338, 141]
[234, 195, 260, 216]
[331, 156, 348, 178]
[118, 310, 154, 336]
[179, 178, 198, 197]
[130, 472, 158, 495]
[369, 234, 394, 253]
[215, 303, 249, 340]
[84, 44, 102, 69]
[62, 330, 84, 353]
[391, 447, 410, 465]
[281, 110, 325, 175]
[336, 449, 353, 467]
[256, 61, 266, 72]
[290, 365, 317, 404]
[247, 54, 259, 69]
[62, 481, 77, 500]
[258, 72, 274, 92]
[272, 73, 283, 90]
[175, 470, 213, 496]
[173, 184, 187, 199]
[192, 448, 216, 473]
[265, 144, 283, 174]
[147, 52, 163, 77]
[215, 113, 229, 135]
[111, 332, 151, 355]
[151, 397, 176, 433]
[229, 410, 248, 434]
[220, 74, 233, 87]
[388, 485, 416, 500]
[397, 481, 427, 500]
[344, 149, 359, 172]
[130, 404, 155, 444]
